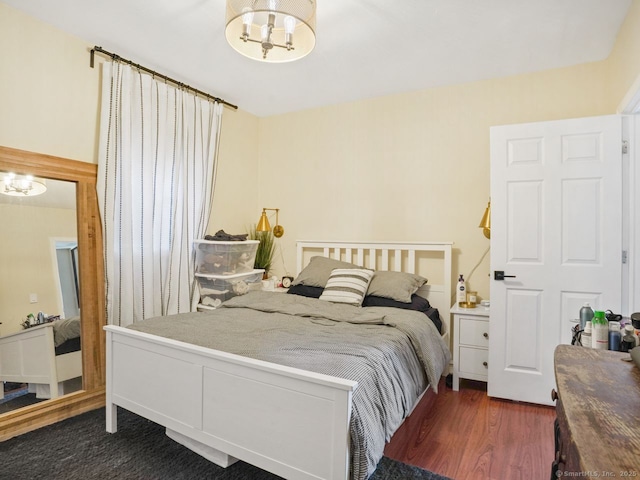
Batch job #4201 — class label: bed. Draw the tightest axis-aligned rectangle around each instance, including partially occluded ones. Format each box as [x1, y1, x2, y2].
[0, 316, 82, 400]
[105, 240, 453, 480]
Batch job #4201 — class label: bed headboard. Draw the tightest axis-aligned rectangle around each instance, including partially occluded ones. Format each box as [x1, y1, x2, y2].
[295, 240, 453, 342]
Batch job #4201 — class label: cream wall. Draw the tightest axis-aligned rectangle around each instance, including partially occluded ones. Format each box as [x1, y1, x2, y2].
[207, 107, 261, 234]
[606, 0, 640, 110]
[257, 65, 610, 299]
[0, 2, 259, 175]
[0, 3, 99, 162]
[0, 203, 77, 335]
[0, 2, 259, 219]
[0, 2, 260, 293]
[258, 0, 640, 301]
[2, 1, 640, 306]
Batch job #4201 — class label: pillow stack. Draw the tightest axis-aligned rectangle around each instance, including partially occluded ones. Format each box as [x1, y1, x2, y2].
[291, 256, 427, 307]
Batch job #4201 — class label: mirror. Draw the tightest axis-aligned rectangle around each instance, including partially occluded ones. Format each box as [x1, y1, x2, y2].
[0, 146, 105, 439]
[0, 176, 82, 413]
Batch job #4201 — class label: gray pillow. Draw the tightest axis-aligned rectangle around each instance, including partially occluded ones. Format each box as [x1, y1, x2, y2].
[367, 271, 427, 303]
[292, 256, 360, 288]
[293, 256, 427, 303]
[53, 316, 81, 347]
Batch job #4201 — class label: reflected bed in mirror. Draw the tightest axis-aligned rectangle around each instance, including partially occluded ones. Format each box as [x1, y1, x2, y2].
[0, 146, 105, 441]
[0, 318, 82, 413]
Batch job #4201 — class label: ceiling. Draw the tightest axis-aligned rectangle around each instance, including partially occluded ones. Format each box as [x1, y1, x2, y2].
[3, 0, 633, 117]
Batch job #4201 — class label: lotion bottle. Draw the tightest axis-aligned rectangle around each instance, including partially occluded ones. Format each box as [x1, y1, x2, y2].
[457, 274, 466, 307]
[592, 310, 608, 350]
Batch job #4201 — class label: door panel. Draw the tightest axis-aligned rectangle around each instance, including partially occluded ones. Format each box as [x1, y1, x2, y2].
[489, 115, 623, 405]
[562, 178, 601, 264]
[504, 288, 542, 373]
[507, 181, 543, 262]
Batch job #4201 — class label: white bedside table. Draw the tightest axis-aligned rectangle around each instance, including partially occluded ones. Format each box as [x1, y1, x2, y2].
[451, 303, 490, 391]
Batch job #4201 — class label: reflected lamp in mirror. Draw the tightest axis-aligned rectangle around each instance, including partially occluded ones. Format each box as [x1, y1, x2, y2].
[2, 172, 47, 197]
[257, 208, 284, 238]
[479, 200, 491, 239]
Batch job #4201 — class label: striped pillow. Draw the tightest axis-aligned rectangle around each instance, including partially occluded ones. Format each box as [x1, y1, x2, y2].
[318, 268, 374, 306]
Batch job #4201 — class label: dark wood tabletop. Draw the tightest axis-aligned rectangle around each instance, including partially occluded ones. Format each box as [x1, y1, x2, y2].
[554, 344, 640, 476]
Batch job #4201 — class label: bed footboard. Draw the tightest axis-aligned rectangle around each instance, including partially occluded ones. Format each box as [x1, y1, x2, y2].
[105, 326, 357, 480]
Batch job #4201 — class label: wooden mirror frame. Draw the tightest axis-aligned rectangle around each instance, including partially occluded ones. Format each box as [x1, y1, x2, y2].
[0, 145, 105, 440]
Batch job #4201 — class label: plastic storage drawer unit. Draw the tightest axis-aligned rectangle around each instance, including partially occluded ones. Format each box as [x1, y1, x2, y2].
[194, 239, 259, 275]
[196, 269, 265, 306]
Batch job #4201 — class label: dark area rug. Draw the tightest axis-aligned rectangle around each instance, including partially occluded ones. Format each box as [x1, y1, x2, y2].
[0, 407, 450, 480]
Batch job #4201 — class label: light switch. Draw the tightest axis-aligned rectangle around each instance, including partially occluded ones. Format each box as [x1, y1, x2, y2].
[29, 293, 38, 303]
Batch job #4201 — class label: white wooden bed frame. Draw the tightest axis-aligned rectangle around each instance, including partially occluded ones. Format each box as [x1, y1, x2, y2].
[105, 240, 452, 480]
[0, 323, 82, 400]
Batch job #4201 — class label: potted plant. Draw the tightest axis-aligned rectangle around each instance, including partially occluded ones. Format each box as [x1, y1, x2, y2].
[249, 225, 275, 278]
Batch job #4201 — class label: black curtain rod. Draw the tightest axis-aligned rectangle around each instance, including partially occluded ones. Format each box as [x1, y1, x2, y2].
[90, 46, 238, 110]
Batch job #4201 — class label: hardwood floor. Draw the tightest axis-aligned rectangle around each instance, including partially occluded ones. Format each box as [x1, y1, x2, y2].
[384, 378, 556, 480]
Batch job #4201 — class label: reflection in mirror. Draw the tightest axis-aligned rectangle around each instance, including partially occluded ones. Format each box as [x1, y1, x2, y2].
[0, 174, 82, 414]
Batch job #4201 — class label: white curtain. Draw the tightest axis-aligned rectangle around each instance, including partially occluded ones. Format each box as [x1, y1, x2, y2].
[97, 61, 223, 327]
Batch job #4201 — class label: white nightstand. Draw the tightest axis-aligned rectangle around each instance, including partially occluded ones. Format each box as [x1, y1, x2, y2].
[451, 303, 490, 391]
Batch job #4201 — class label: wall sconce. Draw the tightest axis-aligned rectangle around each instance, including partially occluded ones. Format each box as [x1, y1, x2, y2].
[479, 200, 491, 239]
[257, 208, 284, 238]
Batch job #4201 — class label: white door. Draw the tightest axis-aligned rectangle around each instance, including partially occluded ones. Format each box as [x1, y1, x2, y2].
[488, 115, 624, 406]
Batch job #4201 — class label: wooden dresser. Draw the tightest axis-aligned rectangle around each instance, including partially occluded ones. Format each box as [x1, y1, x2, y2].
[552, 345, 640, 479]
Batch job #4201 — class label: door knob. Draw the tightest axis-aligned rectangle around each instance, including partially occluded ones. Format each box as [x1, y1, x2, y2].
[494, 271, 516, 281]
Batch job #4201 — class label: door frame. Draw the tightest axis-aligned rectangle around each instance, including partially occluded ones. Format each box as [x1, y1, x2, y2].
[619, 77, 640, 315]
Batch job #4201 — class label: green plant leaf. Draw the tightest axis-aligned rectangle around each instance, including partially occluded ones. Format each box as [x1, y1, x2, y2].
[248, 224, 275, 274]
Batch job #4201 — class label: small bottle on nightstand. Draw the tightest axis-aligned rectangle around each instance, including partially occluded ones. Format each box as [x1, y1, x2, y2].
[457, 274, 466, 307]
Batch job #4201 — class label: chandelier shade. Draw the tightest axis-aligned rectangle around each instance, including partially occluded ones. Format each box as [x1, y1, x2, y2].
[2, 172, 47, 197]
[225, 0, 316, 63]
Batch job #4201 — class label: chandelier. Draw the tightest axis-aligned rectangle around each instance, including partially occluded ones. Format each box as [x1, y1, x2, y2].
[225, 0, 316, 63]
[2, 172, 47, 197]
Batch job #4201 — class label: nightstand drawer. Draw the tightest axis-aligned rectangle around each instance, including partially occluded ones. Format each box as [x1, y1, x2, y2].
[459, 346, 489, 376]
[459, 318, 490, 347]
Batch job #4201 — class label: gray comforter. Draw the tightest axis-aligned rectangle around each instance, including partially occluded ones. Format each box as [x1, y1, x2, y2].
[128, 291, 451, 480]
